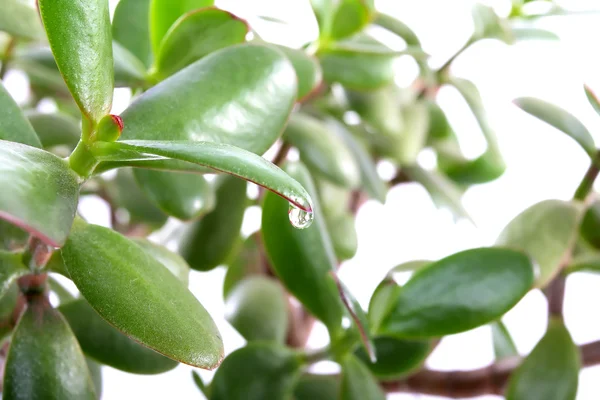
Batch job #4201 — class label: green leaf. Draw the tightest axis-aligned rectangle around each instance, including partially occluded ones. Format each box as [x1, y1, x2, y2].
[25, 111, 80, 149]
[191, 371, 209, 398]
[178, 175, 247, 271]
[61, 219, 223, 369]
[0, 251, 27, 298]
[131, 238, 190, 286]
[262, 162, 345, 334]
[327, 213, 358, 260]
[39, 0, 114, 123]
[496, 200, 582, 288]
[373, 13, 421, 46]
[293, 374, 340, 400]
[491, 320, 518, 360]
[284, 114, 360, 188]
[223, 234, 264, 298]
[329, 0, 374, 40]
[368, 279, 402, 332]
[340, 354, 385, 400]
[355, 336, 430, 379]
[0, 0, 44, 40]
[396, 102, 429, 165]
[514, 97, 596, 157]
[91, 140, 313, 212]
[566, 253, 600, 274]
[48, 276, 76, 305]
[379, 248, 534, 338]
[86, 358, 103, 399]
[225, 276, 289, 343]
[4, 295, 96, 400]
[155, 8, 248, 79]
[0, 283, 19, 340]
[506, 319, 580, 400]
[149, 0, 214, 56]
[113, 41, 148, 88]
[133, 170, 215, 221]
[0, 140, 80, 247]
[345, 86, 403, 140]
[472, 3, 511, 42]
[584, 85, 600, 118]
[0, 219, 28, 251]
[0, 83, 42, 148]
[112, 0, 153, 68]
[211, 343, 302, 400]
[425, 100, 452, 141]
[337, 279, 375, 361]
[511, 27, 559, 41]
[276, 45, 322, 101]
[12, 46, 70, 98]
[580, 200, 600, 248]
[59, 298, 178, 374]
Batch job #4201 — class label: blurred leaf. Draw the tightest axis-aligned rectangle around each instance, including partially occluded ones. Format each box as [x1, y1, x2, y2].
[225, 276, 289, 343]
[191, 371, 209, 397]
[0, 140, 79, 247]
[472, 3, 511, 42]
[373, 13, 420, 46]
[496, 200, 582, 288]
[327, 213, 358, 260]
[340, 354, 386, 400]
[178, 175, 247, 271]
[396, 102, 429, 164]
[491, 320, 518, 360]
[60, 298, 178, 374]
[379, 248, 534, 338]
[4, 295, 96, 399]
[580, 199, 600, 248]
[566, 253, 600, 274]
[223, 234, 264, 298]
[0, 83, 42, 147]
[368, 279, 401, 332]
[149, 0, 214, 56]
[0, 0, 44, 40]
[276, 45, 322, 101]
[0, 219, 28, 251]
[132, 238, 190, 286]
[514, 97, 596, 158]
[86, 358, 103, 399]
[47, 276, 76, 305]
[284, 114, 360, 188]
[155, 8, 248, 79]
[345, 86, 403, 140]
[12, 46, 70, 97]
[25, 111, 80, 149]
[113, 41, 148, 88]
[425, 100, 452, 141]
[133, 169, 215, 221]
[506, 319, 580, 400]
[0, 283, 19, 340]
[293, 374, 340, 400]
[510, 27, 558, 41]
[61, 219, 223, 369]
[329, 0, 375, 40]
[584, 85, 600, 118]
[39, 0, 113, 122]
[355, 336, 430, 379]
[112, 0, 153, 68]
[337, 279, 375, 361]
[0, 251, 27, 298]
[262, 162, 345, 335]
[211, 343, 302, 400]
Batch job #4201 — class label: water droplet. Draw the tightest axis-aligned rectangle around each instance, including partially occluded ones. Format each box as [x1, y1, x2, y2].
[288, 204, 314, 229]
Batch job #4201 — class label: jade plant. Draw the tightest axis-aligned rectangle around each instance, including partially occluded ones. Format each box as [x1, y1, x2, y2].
[0, 0, 598, 399]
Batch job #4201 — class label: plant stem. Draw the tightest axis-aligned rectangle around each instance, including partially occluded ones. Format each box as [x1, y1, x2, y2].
[68, 141, 99, 178]
[272, 142, 291, 166]
[573, 151, 600, 201]
[0, 38, 16, 80]
[437, 36, 476, 76]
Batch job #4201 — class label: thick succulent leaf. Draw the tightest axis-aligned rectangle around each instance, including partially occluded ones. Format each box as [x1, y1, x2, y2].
[355, 336, 431, 380]
[86, 358, 103, 399]
[262, 162, 345, 334]
[59, 298, 178, 374]
[294, 374, 340, 400]
[511, 27, 559, 41]
[368, 279, 402, 332]
[327, 213, 358, 260]
[337, 279, 375, 361]
[112, 0, 153, 68]
[0, 83, 42, 148]
[223, 234, 264, 298]
[0, 0, 44, 40]
[91, 140, 313, 212]
[211, 343, 302, 400]
[0, 219, 28, 251]
[472, 3, 511, 42]
[284, 114, 360, 188]
[132, 238, 190, 285]
[379, 248, 534, 338]
[276, 45, 322, 101]
[584, 85, 600, 118]
[149, 0, 214, 56]
[61, 219, 223, 369]
[425, 100, 452, 141]
[25, 111, 80, 149]
[566, 253, 600, 274]
[155, 8, 248, 79]
[340, 354, 386, 400]
[225, 276, 289, 343]
[396, 102, 429, 164]
[373, 13, 420, 46]
[133, 169, 214, 221]
[4, 296, 96, 400]
[12, 46, 70, 97]
[506, 319, 580, 400]
[0, 140, 80, 247]
[0, 251, 28, 299]
[496, 200, 582, 288]
[39, 0, 113, 122]
[178, 175, 247, 271]
[491, 320, 518, 360]
[113, 41, 148, 88]
[329, 0, 375, 40]
[514, 97, 596, 157]
[0, 283, 19, 340]
[345, 86, 403, 139]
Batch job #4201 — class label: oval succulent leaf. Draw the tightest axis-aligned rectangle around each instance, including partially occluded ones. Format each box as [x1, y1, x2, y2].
[276, 45, 323, 101]
[112, 0, 153, 68]
[0, 83, 42, 148]
[294, 374, 340, 400]
[379, 248, 534, 338]
[4, 295, 97, 400]
[491, 320, 518, 360]
[61, 219, 223, 369]
[222, 233, 264, 298]
[373, 13, 420, 46]
[0, 251, 28, 299]
[0, 140, 80, 247]
[113, 41, 148, 88]
[340, 354, 386, 400]
[0, 0, 44, 40]
[25, 111, 80, 149]
[584, 85, 600, 118]
[132, 238, 190, 285]
[39, 0, 114, 122]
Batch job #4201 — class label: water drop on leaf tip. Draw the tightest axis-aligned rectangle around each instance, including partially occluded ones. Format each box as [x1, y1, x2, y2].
[288, 204, 314, 229]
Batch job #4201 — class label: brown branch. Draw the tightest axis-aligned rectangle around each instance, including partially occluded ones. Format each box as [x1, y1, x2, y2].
[272, 142, 291, 166]
[389, 170, 412, 186]
[544, 273, 566, 318]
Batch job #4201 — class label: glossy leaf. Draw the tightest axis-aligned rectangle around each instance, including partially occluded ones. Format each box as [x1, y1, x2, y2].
[0, 140, 80, 247]
[59, 298, 178, 374]
[293, 374, 340, 400]
[113, 41, 148, 88]
[0, 251, 28, 298]
[155, 8, 248, 79]
[25, 111, 80, 149]
[134, 169, 214, 221]
[276, 45, 322, 101]
[211, 343, 302, 400]
[61, 219, 223, 369]
[329, 0, 374, 40]
[4, 295, 96, 400]
[178, 175, 247, 271]
[340, 354, 386, 400]
[0, 0, 44, 40]
[39, 0, 114, 122]
[506, 319, 580, 400]
[355, 336, 431, 379]
[223, 234, 264, 298]
[284, 114, 360, 188]
[262, 162, 345, 334]
[496, 200, 582, 288]
[580, 199, 600, 248]
[379, 248, 534, 338]
[373, 13, 420, 46]
[112, 0, 153, 68]
[149, 0, 215, 56]
[514, 97, 596, 157]
[491, 320, 518, 360]
[0, 83, 42, 148]
[225, 276, 289, 343]
[132, 238, 190, 285]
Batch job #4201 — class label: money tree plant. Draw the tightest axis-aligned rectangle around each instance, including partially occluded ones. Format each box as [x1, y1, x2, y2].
[0, 0, 598, 398]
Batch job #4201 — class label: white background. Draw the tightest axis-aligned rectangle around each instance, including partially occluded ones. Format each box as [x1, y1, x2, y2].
[6, 0, 600, 398]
